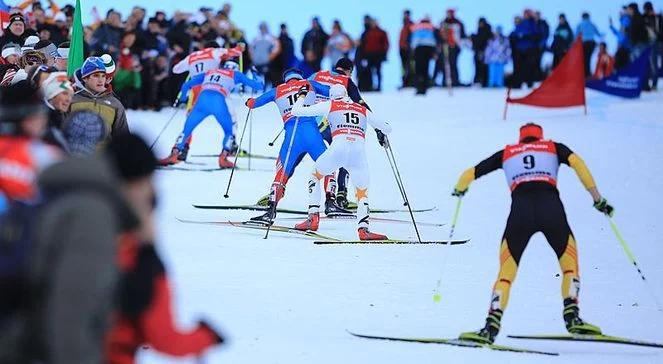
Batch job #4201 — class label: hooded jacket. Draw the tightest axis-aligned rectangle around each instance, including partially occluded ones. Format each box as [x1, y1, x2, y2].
[70, 85, 129, 140]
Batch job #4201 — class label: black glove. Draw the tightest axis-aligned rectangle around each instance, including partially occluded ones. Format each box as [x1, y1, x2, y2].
[593, 198, 614, 217]
[452, 188, 467, 197]
[297, 84, 309, 98]
[376, 129, 388, 147]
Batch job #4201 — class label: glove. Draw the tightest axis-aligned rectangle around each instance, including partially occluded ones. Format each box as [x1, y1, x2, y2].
[375, 129, 388, 147]
[245, 98, 256, 109]
[297, 84, 309, 98]
[593, 198, 614, 216]
[452, 188, 467, 197]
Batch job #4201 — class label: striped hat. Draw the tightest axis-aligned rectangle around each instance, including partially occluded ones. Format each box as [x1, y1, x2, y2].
[100, 54, 116, 74]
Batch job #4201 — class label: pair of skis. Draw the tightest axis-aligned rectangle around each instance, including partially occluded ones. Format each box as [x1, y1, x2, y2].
[176, 218, 468, 245]
[191, 204, 436, 215]
[348, 331, 663, 356]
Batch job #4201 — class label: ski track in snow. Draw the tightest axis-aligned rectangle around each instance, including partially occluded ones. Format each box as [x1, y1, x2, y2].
[128, 89, 663, 363]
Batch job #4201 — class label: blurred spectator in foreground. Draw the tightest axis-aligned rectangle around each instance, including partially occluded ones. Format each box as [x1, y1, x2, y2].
[593, 42, 615, 79]
[359, 17, 389, 91]
[471, 17, 492, 87]
[576, 12, 603, 77]
[326, 20, 353, 71]
[301, 17, 329, 72]
[551, 13, 574, 68]
[484, 26, 511, 87]
[398, 9, 414, 88]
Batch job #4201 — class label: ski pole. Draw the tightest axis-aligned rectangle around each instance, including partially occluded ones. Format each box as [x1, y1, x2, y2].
[265, 119, 299, 239]
[248, 97, 253, 171]
[223, 109, 252, 198]
[149, 107, 181, 150]
[384, 138, 422, 243]
[608, 217, 662, 311]
[448, 197, 463, 239]
[268, 129, 284, 147]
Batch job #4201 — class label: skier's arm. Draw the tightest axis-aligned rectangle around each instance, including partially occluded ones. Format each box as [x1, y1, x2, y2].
[556, 143, 600, 197]
[366, 110, 391, 134]
[454, 150, 504, 194]
[347, 79, 371, 110]
[291, 97, 331, 117]
[310, 80, 330, 98]
[178, 74, 204, 103]
[172, 56, 190, 74]
[234, 71, 264, 91]
[246, 88, 276, 109]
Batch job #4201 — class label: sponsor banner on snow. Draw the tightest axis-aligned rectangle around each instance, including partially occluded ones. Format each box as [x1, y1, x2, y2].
[586, 48, 651, 99]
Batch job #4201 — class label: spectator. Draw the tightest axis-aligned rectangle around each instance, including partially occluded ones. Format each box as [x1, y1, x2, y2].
[273, 23, 295, 85]
[593, 42, 614, 79]
[54, 41, 69, 72]
[533, 11, 549, 81]
[0, 13, 38, 48]
[41, 71, 74, 151]
[609, 10, 632, 71]
[484, 26, 511, 87]
[301, 17, 329, 72]
[90, 9, 124, 59]
[625, 3, 649, 62]
[441, 8, 466, 86]
[70, 57, 129, 139]
[643, 1, 662, 90]
[326, 20, 353, 71]
[398, 9, 414, 88]
[576, 12, 603, 77]
[1, 43, 21, 65]
[471, 17, 492, 87]
[359, 17, 389, 91]
[251, 22, 280, 88]
[410, 16, 437, 95]
[551, 13, 574, 68]
[34, 40, 58, 67]
[509, 13, 538, 89]
[113, 32, 142, 109]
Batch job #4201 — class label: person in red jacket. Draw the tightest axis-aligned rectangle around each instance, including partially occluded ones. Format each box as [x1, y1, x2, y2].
[398, 10, 414, 88]
[593, 42, 615, 79]
[359, 17, 389, 91]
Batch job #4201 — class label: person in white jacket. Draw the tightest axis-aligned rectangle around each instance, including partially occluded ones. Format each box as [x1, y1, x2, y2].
[290, 84, 392, 240]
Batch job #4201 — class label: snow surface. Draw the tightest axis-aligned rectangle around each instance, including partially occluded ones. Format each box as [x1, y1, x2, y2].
[128, 88, 663, 363]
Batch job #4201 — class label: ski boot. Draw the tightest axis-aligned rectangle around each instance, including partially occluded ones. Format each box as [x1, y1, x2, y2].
[563, 298, 602, 335]
[294, 212, 320, 231]
[358, 227, 388, 241]
[177, 142, 190, 161]
[325, 196, 353, 217]
[158, 146, 182, 166]
[336, 190, 349, 209]
[459, 309, 502, 344]
[249, 201, 276, 226]
[218, 150, 235, 169]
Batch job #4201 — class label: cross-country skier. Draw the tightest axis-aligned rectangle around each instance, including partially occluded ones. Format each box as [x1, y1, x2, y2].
[159, 60, 264, 168]
[290, 83, 391, 240]
[308, 57, 371, 209]
[245, 68, 336, 224]
[454, 123, 614, 344]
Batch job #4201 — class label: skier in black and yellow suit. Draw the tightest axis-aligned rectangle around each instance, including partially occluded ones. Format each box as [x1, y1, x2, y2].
[455, 123, 614, 344]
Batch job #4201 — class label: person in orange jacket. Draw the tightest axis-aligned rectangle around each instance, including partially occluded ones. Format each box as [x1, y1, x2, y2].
[593, 42, 615, 79]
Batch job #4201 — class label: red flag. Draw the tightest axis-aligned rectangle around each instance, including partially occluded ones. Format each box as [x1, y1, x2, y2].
[505, 36, 585, 116]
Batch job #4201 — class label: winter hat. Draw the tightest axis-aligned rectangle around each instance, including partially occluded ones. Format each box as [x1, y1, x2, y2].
[18, 50, 46, 68]
[105, 133, 157, 182]
[41, 72, 73, 100]
[0, 83, 46, 134]
[1, 43, 20, 59]
[519, 123, 543, 143]
[100, 54, 116, 74]
[21, 35, 41, 52]
[283, 67, 303, 82]
[329, 84, 347, 100]
[55, 41, 70, 59]
[53, 12, 67, 23]
[80, 56, 106, 78]
[334, 57, 354, 73]
[34, 40, 59, 60]
[63, 111, 106, 156]
[8, 13, 25, 27]
[223, 60, 239, 71]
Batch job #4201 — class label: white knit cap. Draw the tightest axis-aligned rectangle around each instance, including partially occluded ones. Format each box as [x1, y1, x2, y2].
[21, 35, 40, 52]
[100, 53, 115, 74]
[42, 72, 74, 100]
[1, 44, 20, 59]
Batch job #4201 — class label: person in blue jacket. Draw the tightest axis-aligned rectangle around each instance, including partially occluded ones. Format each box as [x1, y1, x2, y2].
[159, 60, 264, 168]
[576, 12, 604, 77]
[509, 11, 540, 88]
[245, 68, 331, 224]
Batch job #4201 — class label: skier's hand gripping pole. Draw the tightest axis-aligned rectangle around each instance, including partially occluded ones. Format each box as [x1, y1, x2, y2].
[223, 109, 253, 198]
[383, 136, 422, 243]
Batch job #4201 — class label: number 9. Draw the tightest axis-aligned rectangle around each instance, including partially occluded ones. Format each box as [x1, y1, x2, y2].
[523, 155, 535, 169]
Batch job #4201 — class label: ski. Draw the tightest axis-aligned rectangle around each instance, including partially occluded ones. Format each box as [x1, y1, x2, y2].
[314, 238, 469, 245]
[347, 331, 558, 356]
[158, 165, 230, 172]
[175, 218, 340, 241]
[278, 215, 445, 227]
[190, 152, 277, 160]
[508, 333, 663, 349]
[191, 204, 436, 215]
